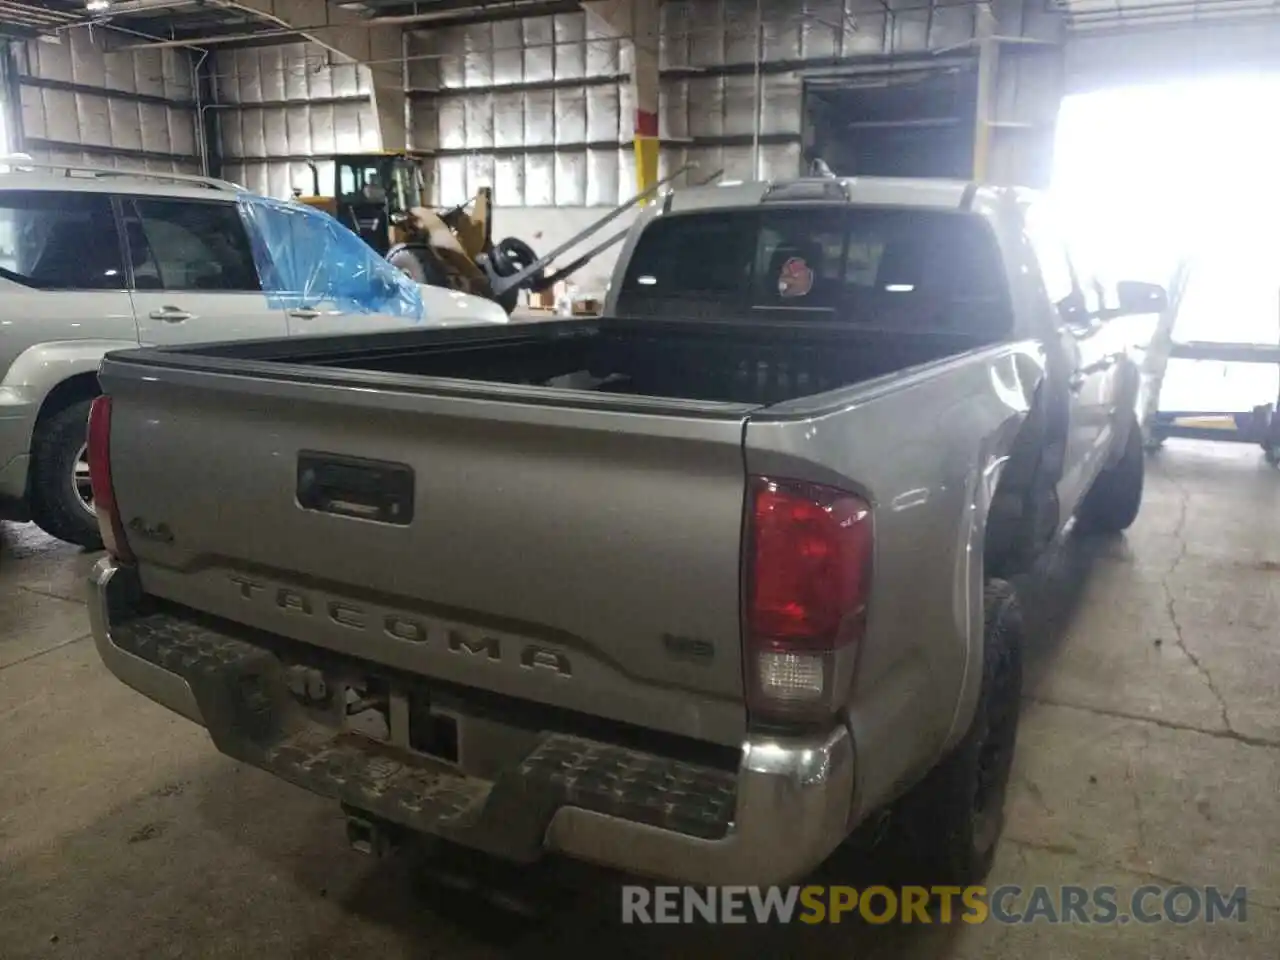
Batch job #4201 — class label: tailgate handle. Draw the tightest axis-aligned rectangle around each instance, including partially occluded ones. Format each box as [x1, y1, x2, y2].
[296, 452, 414, 525]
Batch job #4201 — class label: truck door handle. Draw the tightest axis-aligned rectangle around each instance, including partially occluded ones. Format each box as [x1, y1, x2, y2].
[288, 307, 321, 320]
[149, 306, 192, 322]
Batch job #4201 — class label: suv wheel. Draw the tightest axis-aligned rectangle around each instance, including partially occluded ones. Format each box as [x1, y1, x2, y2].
[889, 580, 1024, 885]
[30, 398, 103, 548]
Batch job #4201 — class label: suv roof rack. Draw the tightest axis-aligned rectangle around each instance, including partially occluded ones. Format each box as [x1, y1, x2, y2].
[0, 157, 241, 193]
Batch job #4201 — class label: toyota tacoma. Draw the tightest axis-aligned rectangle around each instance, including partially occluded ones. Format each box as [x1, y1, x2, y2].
[87, 177, 1163, 885]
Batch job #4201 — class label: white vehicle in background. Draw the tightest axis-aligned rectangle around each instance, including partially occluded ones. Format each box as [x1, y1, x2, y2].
[0, 160, 508, 548]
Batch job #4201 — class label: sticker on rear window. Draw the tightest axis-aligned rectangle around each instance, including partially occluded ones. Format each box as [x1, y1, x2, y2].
[777, 257, 814, 298]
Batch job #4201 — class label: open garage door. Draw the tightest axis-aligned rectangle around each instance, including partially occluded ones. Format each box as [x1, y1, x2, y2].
[1052, 68, 1280, 427]
[803, 64, 978, 179]
[1066, 14, 1280, 91]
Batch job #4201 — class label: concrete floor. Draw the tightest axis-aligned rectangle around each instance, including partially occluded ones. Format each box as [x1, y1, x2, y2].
[1, 441, 1278, 959]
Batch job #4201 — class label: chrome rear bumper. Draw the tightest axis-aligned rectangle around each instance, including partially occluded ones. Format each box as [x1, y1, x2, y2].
[90, 556, 855, 884]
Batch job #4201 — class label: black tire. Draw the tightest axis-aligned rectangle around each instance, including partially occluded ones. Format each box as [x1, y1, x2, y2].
[1076, 415, 1144, 534]
[488, 237, 535, 277]
[492, 238, 542, 315]
[29, 398, 102, 549]
[388, 246, 448, 288]
[890, 580, 1024, 886]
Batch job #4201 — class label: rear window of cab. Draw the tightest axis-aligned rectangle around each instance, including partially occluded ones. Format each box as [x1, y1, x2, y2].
[618, 207, 1011, 335]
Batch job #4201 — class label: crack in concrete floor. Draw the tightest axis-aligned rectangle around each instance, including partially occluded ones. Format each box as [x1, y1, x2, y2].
[1157, 476, 1237, 736]
[1025, 695, 1280, 751]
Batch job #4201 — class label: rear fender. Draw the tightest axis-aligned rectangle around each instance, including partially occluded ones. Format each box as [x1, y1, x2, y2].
[743, 343, 1047, 819]
[1, 340, 136, 399]
[0, 340, 135, 504]
[943, 362, 1048, 755]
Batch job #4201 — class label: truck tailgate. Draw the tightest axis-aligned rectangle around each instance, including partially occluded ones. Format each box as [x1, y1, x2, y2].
[100, 357, 751, 746]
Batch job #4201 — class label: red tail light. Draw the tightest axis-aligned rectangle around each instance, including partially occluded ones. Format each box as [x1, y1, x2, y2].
[745, 477, 872, 721]
[87, 396, 134, 563]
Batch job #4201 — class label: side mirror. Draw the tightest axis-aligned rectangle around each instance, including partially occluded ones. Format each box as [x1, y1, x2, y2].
[1114, 280, 1168, 317]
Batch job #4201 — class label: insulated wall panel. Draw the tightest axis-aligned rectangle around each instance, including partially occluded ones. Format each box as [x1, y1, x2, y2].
[412, 12, 629, 207]
[212, 41, 379, 198]
[17, 28, 200, 174]
[391, 0, 1064, 291]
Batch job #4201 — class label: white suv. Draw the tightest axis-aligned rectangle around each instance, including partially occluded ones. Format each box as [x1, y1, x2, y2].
[0, 162, 508, 547]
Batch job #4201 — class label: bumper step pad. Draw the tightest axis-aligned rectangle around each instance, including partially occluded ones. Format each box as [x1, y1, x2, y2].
[521, 736, 736, 840]
[110, 609, 737, 856]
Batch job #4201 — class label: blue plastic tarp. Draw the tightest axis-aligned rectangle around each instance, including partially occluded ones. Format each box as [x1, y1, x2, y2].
[239, 193, 424, 321]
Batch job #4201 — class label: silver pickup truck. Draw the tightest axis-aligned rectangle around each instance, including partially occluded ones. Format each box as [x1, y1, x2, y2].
[88, 177, 1165, 886]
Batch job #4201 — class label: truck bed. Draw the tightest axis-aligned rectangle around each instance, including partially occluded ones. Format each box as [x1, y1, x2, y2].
[95, 315, 1006, 753]
[175, 316, 999, 408]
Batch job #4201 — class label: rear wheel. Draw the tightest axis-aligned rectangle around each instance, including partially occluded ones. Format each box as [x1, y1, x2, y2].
[1076, 414, 1144, 534]
[889, 580, 1024, 885]
[388, 246, 449, 288]
[30, 398, 102, 548]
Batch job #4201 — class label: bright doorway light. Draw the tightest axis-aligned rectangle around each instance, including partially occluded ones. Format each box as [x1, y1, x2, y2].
[1050, 74, 1280, 413]
[1052, 75, 1280, 284]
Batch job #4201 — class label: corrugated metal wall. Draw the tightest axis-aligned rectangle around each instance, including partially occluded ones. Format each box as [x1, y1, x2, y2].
[987, 0, 1065, 187]
[408, 13, 634, 207]
[203, 0, 1060, 207]
[197, 0, 1060, 292]
[413, 0, 1061, 208]
[213, 42, 380, 199]
[15, 28, 200, 173]
[406, 0, 1060, 292]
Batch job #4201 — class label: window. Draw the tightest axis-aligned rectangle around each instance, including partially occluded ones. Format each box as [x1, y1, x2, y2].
[1022, 201, 1078, 308]
[621, 212, 755, 300]
[0, 190, 124, 290]
[388, 161, 415, 211]
[338, 162, 386, 204]
[619, 206, 1011, 334]
[241, 196, 421, 318]
[124, 198, 260, 292]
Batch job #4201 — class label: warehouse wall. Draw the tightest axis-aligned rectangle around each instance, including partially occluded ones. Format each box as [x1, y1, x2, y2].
[213, 41, 380, 199]
[986, 0, 1065, 188]
[408, 0, 1063, 294]
[201, 0, 1062, 295]
[408, 15, 633, 208]
[14, 28, 201, 174]
[406, 13, 632, 293]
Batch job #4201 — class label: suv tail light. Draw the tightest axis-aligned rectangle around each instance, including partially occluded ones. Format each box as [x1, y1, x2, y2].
[745, 476, 872, 722]
[87, 396, 134, 563]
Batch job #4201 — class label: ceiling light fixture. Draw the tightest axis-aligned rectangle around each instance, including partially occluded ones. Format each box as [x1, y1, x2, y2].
[86, 0, 112, 11]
